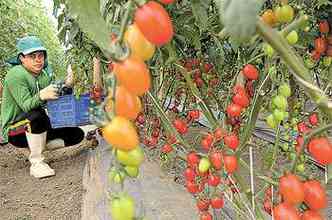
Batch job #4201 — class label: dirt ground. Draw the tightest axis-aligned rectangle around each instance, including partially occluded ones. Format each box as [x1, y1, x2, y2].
[0, 143, 86, 220]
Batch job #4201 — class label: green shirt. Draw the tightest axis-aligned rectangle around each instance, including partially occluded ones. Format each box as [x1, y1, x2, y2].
[1, 65, 52, 142]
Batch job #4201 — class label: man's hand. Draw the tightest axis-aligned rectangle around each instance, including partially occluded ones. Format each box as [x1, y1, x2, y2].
[39, 84, 58, 101]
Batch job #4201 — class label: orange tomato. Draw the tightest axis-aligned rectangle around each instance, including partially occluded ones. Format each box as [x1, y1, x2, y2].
[124, 23, 155, 61]
[261, 9, 277, 27]
[115, 85, 142, 120]
[102, 116, 139, 151]
[113, 56, 151, 96]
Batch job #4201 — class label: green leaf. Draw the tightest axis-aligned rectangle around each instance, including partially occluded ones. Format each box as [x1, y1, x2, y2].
[219, 0, 262, 46]
[65, 0, 112, 58]
[191, 0, 209, 31]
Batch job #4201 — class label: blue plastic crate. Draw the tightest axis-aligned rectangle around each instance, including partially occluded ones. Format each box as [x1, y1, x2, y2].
[47, 94, 91, 128]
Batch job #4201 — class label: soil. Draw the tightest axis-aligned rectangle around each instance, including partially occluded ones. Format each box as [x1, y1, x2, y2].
[0, 143, 86, 220]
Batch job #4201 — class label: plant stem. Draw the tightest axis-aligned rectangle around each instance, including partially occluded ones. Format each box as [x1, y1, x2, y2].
[269, 125, 280, 171]
[118, 0, 134, 44]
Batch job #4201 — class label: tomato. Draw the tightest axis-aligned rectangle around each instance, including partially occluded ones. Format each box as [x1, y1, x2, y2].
[199, 158, 211, 173]
[134, 1, 174, 46]
[113, 56, 151, 96]
[214, 128, 226, 141]
[266, 114, 278, 129]
[115, 86, 142, 120]
[209, 151, 223, 170]
[265, 186, 273, 198]
[208, 174, 221, 186]
[309, 112, 319, 126]
[273, 109, 286, 122]
[204, 62, 213, 73]
[173, 119, 188, 134]
[110, 193, 135, 220]
[188, 109, 200, 120]
[302, 210, 324, 220]
[186, 181, 199, 194]
[233, 84, 247, 95]
[124, 166, 139, 178]
[232, 92, 249, 108]
[201, 138, 212, 151]
[211, 196, 224, 209]
[187, 151, 200, 168]
[311, 50, 321, 61]
[108, 167, 125, 184]
[116, 147, 144, 166]
[295, 135, 304, 154]
[279, 173, 305, 205]
[263, 43, 275, 57]
[278, 83, 291, 97]
[223, 155, 238, 174]
[319, 20, 330, 34]
[275, 5, 294, 24]
[184, 167, 196, 182]
[261, 9, 277, 27]
[323, 56, 332, 66]
[303, 180, 328, 210]
[224, 133, 240, 150]
[297, 121, 309, 133]
[200, 212, 213, 220]
[272, 95, 288, 111]
[327, 45, 332, 57]
[161, 144, 173, 153]
[273, 203, 300, 220]
[308, 137, 332, 165]
[263, 199, 272, 215]
[159, 0, 175, 4]
[124, 23, 155, 61]
[327, 34, 332, 44]
[286, 30, 298, 45]
[242, 64, 259, 80]
[196, 198, 210, 211]
[314, 37, 327, 54]
[103, 117, 139, 151]
[226, 103, 242, 118]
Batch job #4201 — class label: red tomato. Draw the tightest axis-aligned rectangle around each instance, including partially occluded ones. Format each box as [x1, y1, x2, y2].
[173, 119, 188, 134]
[273, 203, 301, 220]
[242, 64, 259, 80]
[311, 50, 321, 61]
[161, 144, 173, 153]
[303, 180, 328, 210]
[184, 167, 196, 182]
[214, 128, 226, 141]
[196, 198, 210, 211]
[115, 86, 142, 120]
[233, 84, 247, 95]
[226, 103, 243, 117]
[209, 151, 223, 170]
[309, 112, 319, 126]
[319, 20, 330, 34]
[200, 212, 212, 220]
[210, 196, 224, 209]
[307, 137, 332, 165]
[232, 93, 250, 108]
[187, 151, 200, 168]
[186, 181, 199, 194]
[208, 174, 221, 187]
[134, 1, 174, 46]
[314, 37, 327, 54]
[113, 56, 151, 96]
[188, 109, 200, 120]
[302, 210, 324, 220]
[159, 0, 176, 4]
[297, 121, 309, 133]
[223, 155, 238, 174]
[263, 199, 272, 215]
[224, 133, 240, 150]
[201, 138, 212, 151]
[279, 173, 305, 205]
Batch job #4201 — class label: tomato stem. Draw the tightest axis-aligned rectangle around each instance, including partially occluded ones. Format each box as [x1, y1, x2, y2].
[118, 0, 134, 45]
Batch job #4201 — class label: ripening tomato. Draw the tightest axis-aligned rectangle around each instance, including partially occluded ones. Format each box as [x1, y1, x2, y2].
[113, 56, 151, 96]
[314, 37, 328, 54]
[279, 173, 305, 205]
[261, 9, 277, 27]
[209, 151, 223, 170]
[115, 86, 142, 120]
[196, 198, 210, 211]
[311, 50, 321, 61]
[273, 203, 301, 220]
[302, 210, 324, 220]
[275, 5, 294, 24]
[319, 20, 330, 34]
[307, 137, 332, 165]
[103, 117, 139, 151]
[124, 23, 155, 61]
[223, 155, 238, 174]
[134, 1, 174, 46]
[226, 103, 242, 117]
[159, 0, 176, 4]
[224, 133, 240, 151]
[242, 64, 259, 80]
[303, 180, 328, 210]
[200, 212, 213, 220]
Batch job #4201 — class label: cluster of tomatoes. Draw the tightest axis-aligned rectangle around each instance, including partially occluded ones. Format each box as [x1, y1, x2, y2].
[99, 1, 176, 219]
[261, 2, 294, 28]
[266, 83, 291, 129]
[270, 173, 327, 220]
[311, 19, 332, 62]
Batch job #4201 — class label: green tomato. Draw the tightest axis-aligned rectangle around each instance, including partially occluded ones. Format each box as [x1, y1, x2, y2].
[288, 152, 297, 161]
[296, 163, 305, 173]
[108, 168, 125, 184]
[198, 158, 211, 173]
[272, 95, 288, 111]
[304, 58, 315, 69]
[278, 83, 291, 97]
[323, 56, 332, 67]
[110, 193, 135, 220]
[281, 143, 289, 152]
[263, 43, 275, 57]
[275, 5, 294, 23]
[116, 147, 144, 167]
[266, 114, 278, 129]
[286, 30, 298, 45]
[273, 109, 285, 122]
[124, 166, 139, 178]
